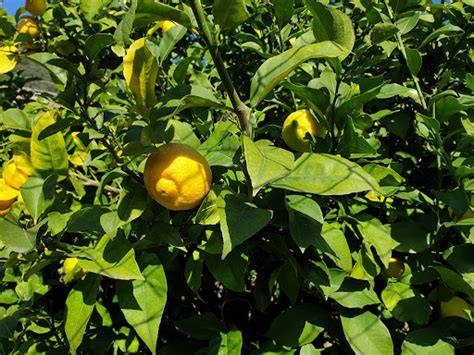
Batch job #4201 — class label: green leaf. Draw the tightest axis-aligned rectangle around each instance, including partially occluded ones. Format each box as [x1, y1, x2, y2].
[78, 234, 143, 280]
[208, 328, 243, 355]
[217, 191, 272, 259]
[84, 33, 115, 61]
[395, 12, 420, 35]
[243, 138, 294, 196]
[285, 195, 326, 249]
[100, 183, 147, 234]
[370, 23, 399, 44]
[27, 53, 68, 89]
[65, 274, 101, 353]
[250, 42, 347, 106]
[199, 121, 240, 167]
[156, 24, 187, 63]
[20, 174, 57, 223]
[267, 304, 329, 347]
[0, 218, 36, 254]
[213, 0, 250, 31]
[274, 0, 294, 28]
[401, 328, 455, 355]
[391, 221, 431, 253]
[405, 48, 422, 76]
[432, 266, 474, 301]
[330, 278, 380, 308]
[356, 214, 398, 267]
[300, 344, 321, 355]
[377, 83, 421, 104]
[271, 154, 380, 196]
[30, 112, 68, 175]
[382, 283, 431, 325]
[444, 244, 474, 289]
[305, 0, 355, 57]
[117, 255, 167, 355]
[175, 313, 223, 340]
[184, 251, 204, 296]
[205, 250, 248, 292]
[321, 223, 352, 272]
[419, 24, 463, 49]
[135, 0, 192, 29]
[341, 311, 394, 355]
[0, 108, 31, 131]
[113, 0, 137, 47]
[79, 0, 112, 20]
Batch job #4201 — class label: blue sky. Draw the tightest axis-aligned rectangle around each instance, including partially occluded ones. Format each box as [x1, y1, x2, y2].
[0, 0, 444, 15]
[1, 0, 21, 15]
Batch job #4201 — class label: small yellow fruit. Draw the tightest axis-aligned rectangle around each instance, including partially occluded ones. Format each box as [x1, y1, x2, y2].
[54, 40, 75, 56]
[17, 17, 40, 39]
[144, 143, 212, 211]
[383, 257, 405, 279]
[289, 37, 296, 47]
[25, 0, 46, 16]
[440, 296, 474, 320]
[0, 45, 19, 74]
[282, 109, 326, 152]
[63, 257, 78, 274]
[0, 179, 19, 216]
[161, 20, 176, 33]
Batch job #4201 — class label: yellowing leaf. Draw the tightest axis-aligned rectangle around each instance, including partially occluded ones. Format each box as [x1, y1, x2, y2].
[30, 112, 69, 174]
[123, 38, 159, 114]
[0, 46, 19, 74]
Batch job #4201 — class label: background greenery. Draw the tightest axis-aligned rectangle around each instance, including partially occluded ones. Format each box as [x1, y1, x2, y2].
[0, 0, 473, 354]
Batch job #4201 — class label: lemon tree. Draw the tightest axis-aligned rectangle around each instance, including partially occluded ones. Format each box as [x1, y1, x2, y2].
[0, 0, 473, 354]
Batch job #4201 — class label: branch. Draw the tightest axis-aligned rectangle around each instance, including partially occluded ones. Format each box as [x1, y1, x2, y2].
[188, 0, 251, 135]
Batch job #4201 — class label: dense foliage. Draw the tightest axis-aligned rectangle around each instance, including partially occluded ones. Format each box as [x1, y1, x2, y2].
[0, 0, 473, 354]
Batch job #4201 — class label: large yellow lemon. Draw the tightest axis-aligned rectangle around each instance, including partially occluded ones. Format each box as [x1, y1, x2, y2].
[144, 143, 212, 211]
[0, 179, 19, 216]
[282, 109, 326, 152]
[382, 257, 405, 279]
[440, 296, 474, 319]
[17, 17, 40, 39]
[25, 0, 46, 16]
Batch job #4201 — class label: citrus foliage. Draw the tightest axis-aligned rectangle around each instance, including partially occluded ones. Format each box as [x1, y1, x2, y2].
[0, 0, 474, 354]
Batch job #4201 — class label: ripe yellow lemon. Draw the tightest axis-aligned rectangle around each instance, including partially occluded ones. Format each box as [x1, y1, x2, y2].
[25, 0, 46, 16]
[282, 109, 326, 152]
[382, 257, 405, 279]
[144, 143, 212, 211]
[440, 296, 474, 319]
[0, 179, 19, 216]
[17, 17, 40, 39]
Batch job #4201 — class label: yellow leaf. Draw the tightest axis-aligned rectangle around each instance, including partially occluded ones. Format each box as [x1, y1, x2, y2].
[0, 46, 19, 74]
[30, 112, 69, 174]
[123, 38, 159, 114]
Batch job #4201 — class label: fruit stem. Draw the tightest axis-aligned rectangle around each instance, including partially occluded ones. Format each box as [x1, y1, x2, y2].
[188, 0, 251, 135]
